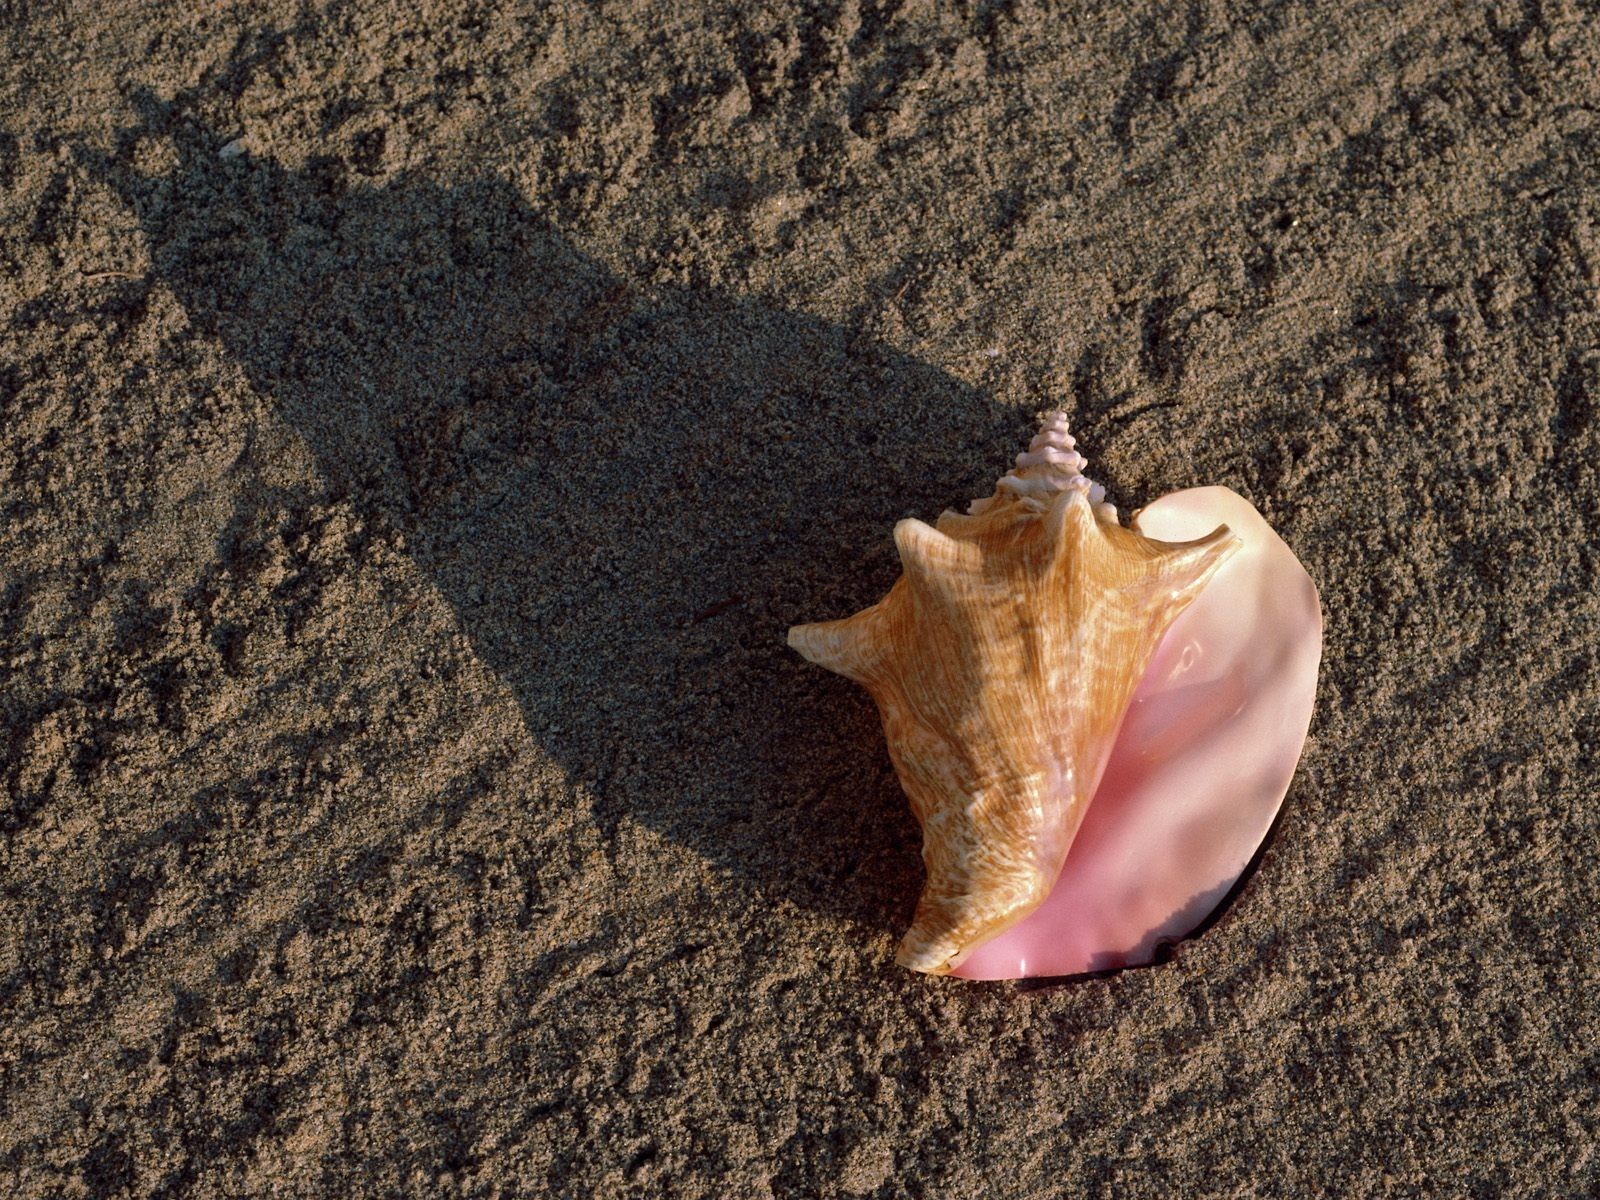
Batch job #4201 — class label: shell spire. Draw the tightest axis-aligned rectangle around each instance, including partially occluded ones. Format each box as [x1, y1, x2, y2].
[968, 410, 1118, 523]
[788, 411, 1241, 975]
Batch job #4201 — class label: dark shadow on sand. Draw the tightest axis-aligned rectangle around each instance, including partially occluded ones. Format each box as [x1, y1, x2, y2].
[83, 90, 1034, 957]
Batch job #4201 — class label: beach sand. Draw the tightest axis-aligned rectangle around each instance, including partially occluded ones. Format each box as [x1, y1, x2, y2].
[1, 1, 1596, 1194]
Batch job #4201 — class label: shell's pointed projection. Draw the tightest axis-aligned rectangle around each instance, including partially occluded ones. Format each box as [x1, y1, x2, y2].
[788, 412, 1277, 976]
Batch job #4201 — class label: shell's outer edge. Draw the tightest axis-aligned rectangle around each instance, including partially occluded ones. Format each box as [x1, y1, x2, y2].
[786, 411, 1240, 976]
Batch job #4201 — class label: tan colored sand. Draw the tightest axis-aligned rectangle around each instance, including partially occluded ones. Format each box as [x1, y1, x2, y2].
[2, 1, 1596, 1195]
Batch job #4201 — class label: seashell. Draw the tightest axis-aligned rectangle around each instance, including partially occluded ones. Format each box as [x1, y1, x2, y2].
[789, 412, 1265, 975]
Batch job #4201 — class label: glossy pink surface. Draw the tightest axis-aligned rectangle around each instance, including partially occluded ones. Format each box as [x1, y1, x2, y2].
[952, 487, 1322, 980]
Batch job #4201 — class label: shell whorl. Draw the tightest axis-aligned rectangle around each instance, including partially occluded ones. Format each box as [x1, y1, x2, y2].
[969, 410, 1118, 523]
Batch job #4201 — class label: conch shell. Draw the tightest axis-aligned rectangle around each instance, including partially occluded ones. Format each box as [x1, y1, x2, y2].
[789, 412, 1244, 974]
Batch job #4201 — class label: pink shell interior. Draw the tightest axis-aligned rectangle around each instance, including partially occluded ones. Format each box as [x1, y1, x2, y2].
[952, 486, 1322, 980]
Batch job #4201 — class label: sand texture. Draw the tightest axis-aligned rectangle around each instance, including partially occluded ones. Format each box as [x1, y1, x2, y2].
[2, 1, 1597, 1196]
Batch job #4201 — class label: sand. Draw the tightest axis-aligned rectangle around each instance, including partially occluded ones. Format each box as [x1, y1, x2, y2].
[1, 0, 1596, 1195]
